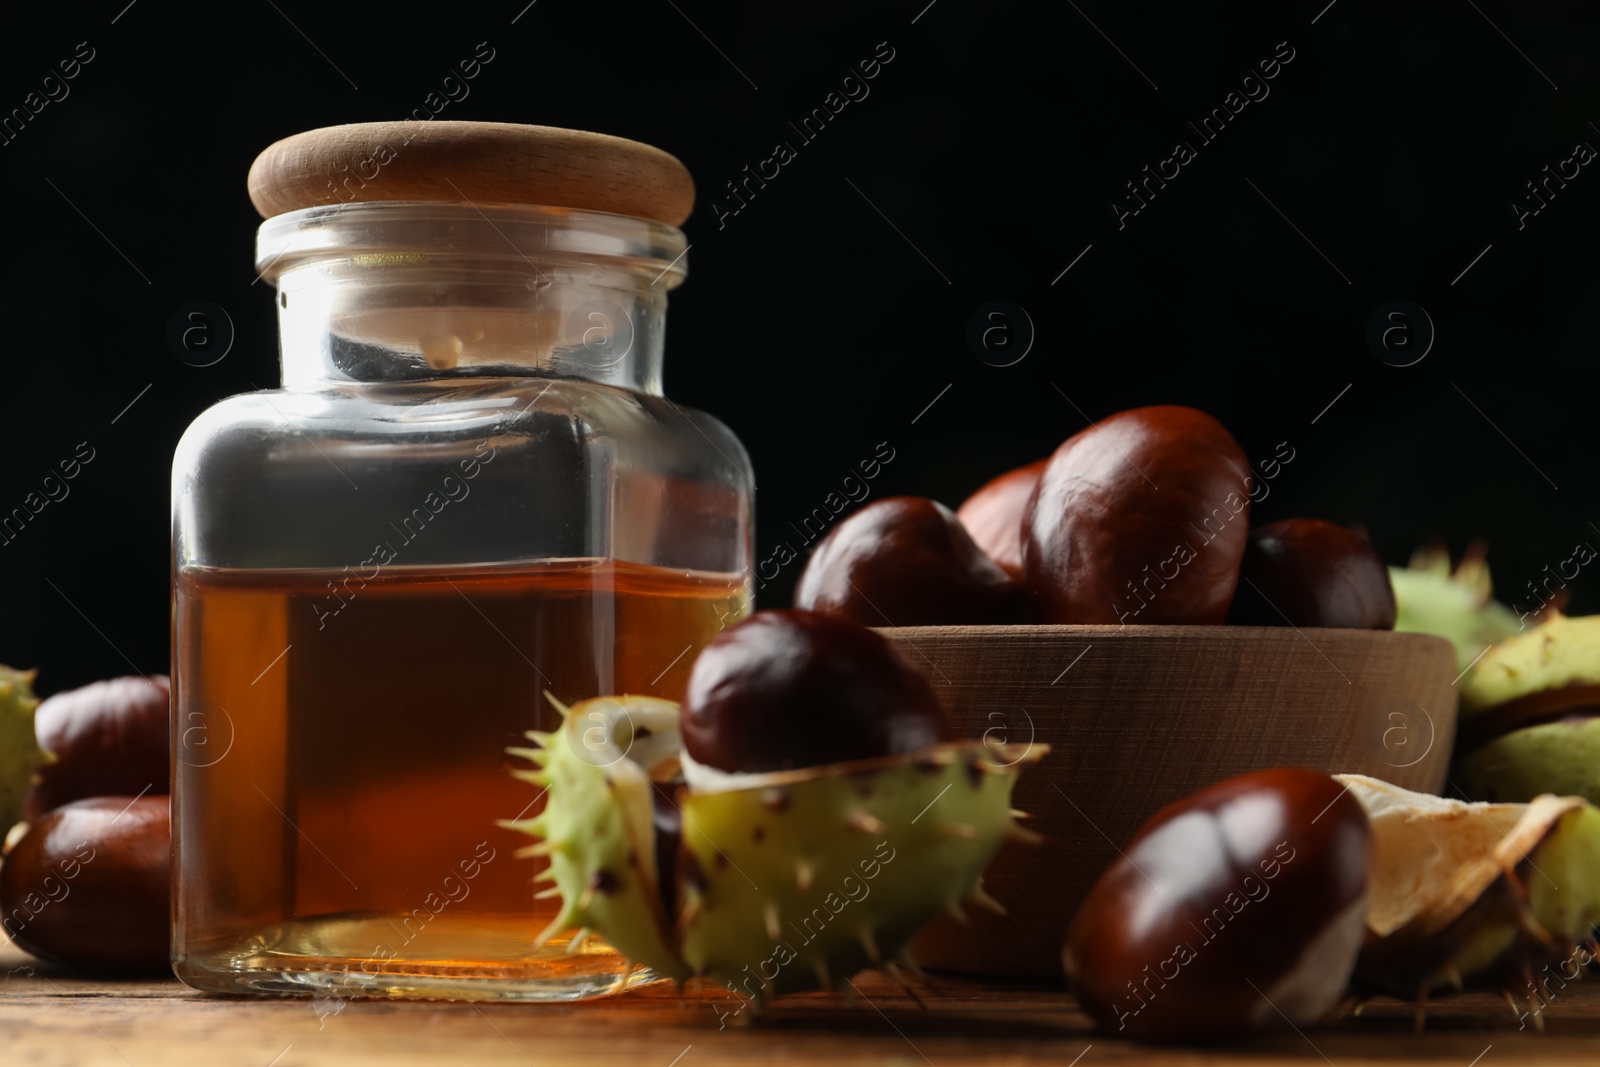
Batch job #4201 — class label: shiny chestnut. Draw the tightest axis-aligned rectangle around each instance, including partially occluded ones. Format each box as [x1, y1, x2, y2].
[26, 675, 170, 820]
[1024, 405, 1251, 624]
[794, 497, 1032, 626]
[682, 609, 948, 774]
[0, 795, 171, 972]
[1228, 519, 1396, 630]
[1065, 769, 1369, 1043]
[956, 459, 1047, 580]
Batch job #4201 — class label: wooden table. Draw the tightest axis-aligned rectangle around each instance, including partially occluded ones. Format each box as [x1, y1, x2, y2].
[3, 943, 1598, 1066]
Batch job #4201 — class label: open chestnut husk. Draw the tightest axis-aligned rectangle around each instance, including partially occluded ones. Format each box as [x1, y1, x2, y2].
[1228, 519, 1396, 630]
[504, 610, 1047, 1004]
[956, 460, 1047, 581]
[1024, 405, 1251, 625]
[794, 497, 1032, 626]
[1064, 768, 1369, 1043]
[681, 609, 949, 775]
[1452, 612, 1600, 805]
[1336, 774, 1600, 1004]
[25, 675, 170, 821]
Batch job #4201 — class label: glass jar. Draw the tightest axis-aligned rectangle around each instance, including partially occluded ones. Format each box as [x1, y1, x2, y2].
[171, 193, 753, 999]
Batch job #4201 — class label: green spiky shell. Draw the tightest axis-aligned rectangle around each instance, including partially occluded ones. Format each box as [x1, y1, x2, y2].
[1528, 803, 1600, 946]
[1389, 545, 1522, 672]
[0, 665, 45, 833]
[506, 696, 1045, 1001]
[500, 695, 689, 981]
[678, 741, 1039, 997]
[1455, 718, 1600, 806]
[1460, 612, 1600, 713]
[1453, 613, 1600, 805]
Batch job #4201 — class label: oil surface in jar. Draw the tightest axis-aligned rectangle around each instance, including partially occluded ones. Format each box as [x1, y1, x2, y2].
[172, 558, 747, 998]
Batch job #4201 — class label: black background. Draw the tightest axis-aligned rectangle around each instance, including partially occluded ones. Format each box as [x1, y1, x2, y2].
[1, 0, 1595, 694]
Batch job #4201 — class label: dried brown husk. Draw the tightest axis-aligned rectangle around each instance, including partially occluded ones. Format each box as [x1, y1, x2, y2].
[1335, 775, 1600, 999]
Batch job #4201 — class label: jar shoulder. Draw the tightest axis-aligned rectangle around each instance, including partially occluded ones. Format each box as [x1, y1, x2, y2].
[174, 379, 750, 479]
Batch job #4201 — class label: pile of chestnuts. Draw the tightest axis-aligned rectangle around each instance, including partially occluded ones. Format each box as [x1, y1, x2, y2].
[0, 675, 172, 972]
[795, 404, 1396, 630]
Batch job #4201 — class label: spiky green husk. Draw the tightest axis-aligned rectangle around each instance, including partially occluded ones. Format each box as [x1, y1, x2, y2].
[1452, 613, 1600, 805]
[0, 665, 45, 834]
[1527, 804, 1600, 944]
[1455, 718, 1600, 806]
[1389, 545, 1522, 672]
[677, 741, 1039, 998]
[1459, 613, 1600, 714]
[1336, 775, 1600, 998]
[506, 695, 1045, 1003]
[500, 695, 689, 981]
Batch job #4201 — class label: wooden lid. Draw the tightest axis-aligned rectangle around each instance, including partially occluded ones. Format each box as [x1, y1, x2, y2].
[247, 121, 695, 226]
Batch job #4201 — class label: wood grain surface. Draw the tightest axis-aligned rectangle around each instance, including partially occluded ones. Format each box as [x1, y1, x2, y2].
[3, 942, 1597, 1066]
[882, 625, 1459, 976]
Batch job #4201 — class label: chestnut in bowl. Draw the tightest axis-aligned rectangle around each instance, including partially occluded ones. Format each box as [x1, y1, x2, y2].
[26, 675, 170, 820]
[956, 459, 1047, 580]
[1228, 519, 1396, 630]
[1064, 768, 1369, 1043]
[795, 497, 1032, 626]
[681, 609, 948, 774]
[1023, 405, 1251, 625]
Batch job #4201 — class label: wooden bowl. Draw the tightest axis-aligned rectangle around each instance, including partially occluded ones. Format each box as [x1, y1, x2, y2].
[882, 624, 1458, 979]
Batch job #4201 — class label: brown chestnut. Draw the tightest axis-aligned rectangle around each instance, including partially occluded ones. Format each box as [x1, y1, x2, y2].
[1228, 519, 1397, 630]
[682, 610, 948, 774]
[26, 675, 170, 820]
[1023, 405, 1251, 624]
[794, 497, 1032, 625]
[1064, 769, 1369, 1043]
[956, 459, 1048, 580]
[1, 795, 171, 972]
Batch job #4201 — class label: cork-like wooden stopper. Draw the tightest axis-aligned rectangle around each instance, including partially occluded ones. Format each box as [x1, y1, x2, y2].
[247, 121, 695, 226]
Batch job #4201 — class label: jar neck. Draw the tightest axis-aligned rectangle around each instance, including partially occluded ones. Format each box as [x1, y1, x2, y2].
[259, 202, 686, 394]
